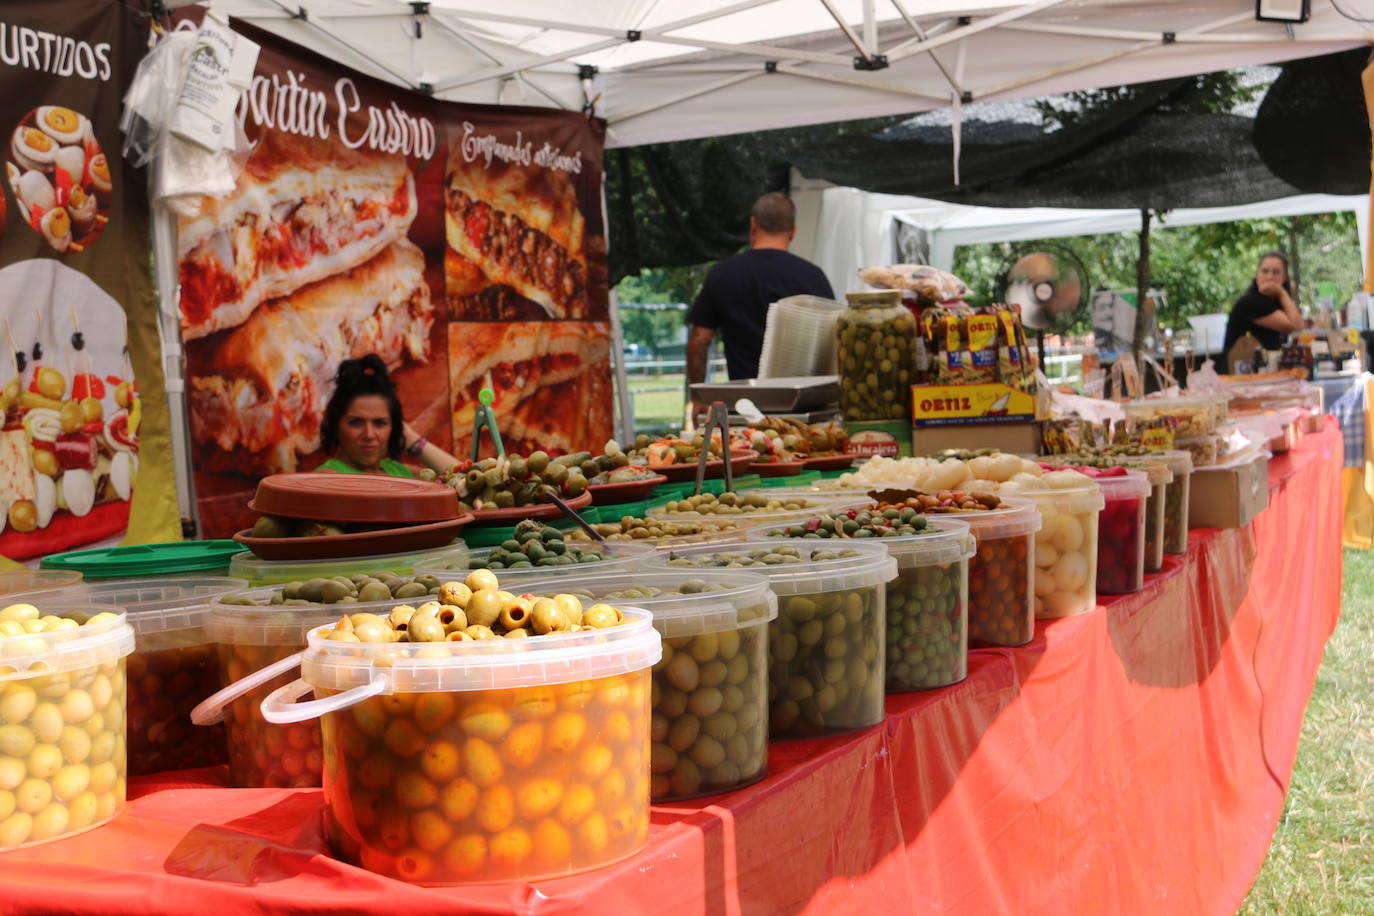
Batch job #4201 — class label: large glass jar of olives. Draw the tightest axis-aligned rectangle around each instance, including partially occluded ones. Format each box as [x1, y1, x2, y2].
[836, 290, 916, 421]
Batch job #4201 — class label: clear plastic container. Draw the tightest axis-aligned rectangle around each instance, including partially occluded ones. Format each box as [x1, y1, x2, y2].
[1020, 478, 1104, 619]
[1044, 457, 1171, 574]
[958, 499, 1041, 648]
[836, 289, 916, 421]
[195, 587, 370, 788]
[229, 542, 471, 587]
[642, 540, 897, 739]
[441, 542, 655, 588]
[1094, 471, 1151, 595]
[1121, 393, 1231, 437]
[8, 577, 247, 777]
[1174, 434, 1221, 468]
[0, 570, 81, 598]
[1156, 450, 1194, 555]
[520, 571, 777, 800]
[646, 491, 866, 531]
[748, 516, 975, 691]
[254, 608, 661, 885]
[0, 602, 133, 851]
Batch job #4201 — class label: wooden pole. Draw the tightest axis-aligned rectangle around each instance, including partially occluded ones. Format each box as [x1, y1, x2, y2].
[1132, 208, 1151, 359]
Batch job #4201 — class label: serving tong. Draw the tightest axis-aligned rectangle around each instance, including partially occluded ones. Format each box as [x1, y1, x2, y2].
[695, 401, 733, 497]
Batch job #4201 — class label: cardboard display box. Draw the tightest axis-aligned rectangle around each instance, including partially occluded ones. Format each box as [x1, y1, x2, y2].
[1188, 454, 1269, 529]
[912, 421, 1043, 457]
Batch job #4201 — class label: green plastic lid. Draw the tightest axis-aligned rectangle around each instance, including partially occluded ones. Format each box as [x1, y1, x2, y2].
[40, 540, 243, 579]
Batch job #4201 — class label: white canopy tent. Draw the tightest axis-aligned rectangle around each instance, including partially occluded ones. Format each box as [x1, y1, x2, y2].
[795, 182, 1370, 295]
[195, 0, 1372, 148]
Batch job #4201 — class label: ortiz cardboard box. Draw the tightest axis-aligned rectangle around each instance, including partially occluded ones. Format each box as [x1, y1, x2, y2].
[911, 383, 1037, 427]
[1188, 453, 1269, 529]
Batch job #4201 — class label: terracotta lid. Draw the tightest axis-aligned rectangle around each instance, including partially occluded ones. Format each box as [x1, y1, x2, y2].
[249, 473, 461, 524]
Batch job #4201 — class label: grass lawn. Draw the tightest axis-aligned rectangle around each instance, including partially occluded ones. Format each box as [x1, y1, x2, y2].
[1240, 548, 1374, 914]
[626, 372, 688, 433]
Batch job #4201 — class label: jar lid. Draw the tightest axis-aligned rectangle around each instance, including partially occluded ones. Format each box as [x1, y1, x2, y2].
[249, 473, 460, 524]
[517, 570, 778, 639]
[845, 290, 902, 307]
[747, 514, 975, 567]
[40, 540, 243, 578]
[1094, 469, 1151, 500]
[0, 605, 134, 681]
[941, 496, 1041, 540]
[641, 538, 898, 596]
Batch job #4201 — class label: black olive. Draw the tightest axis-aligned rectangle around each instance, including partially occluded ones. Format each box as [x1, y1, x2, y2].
[71, 331, 85, 351]
[14, 351, 25, 373]
[31, 342, 42, 362]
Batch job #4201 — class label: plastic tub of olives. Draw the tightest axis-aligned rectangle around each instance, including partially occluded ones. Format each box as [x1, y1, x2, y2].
[0, 602, 133, 851]
[645, 490, 869, 531]
[521, 570, 777, 800]
[193, 572, 453, 788]
[642, 540, 897, 739]
[423, 540, 656, 590]
[229, 541, 471, 587]
[7, 577, 248, 778]
[748, 516, 975, 692]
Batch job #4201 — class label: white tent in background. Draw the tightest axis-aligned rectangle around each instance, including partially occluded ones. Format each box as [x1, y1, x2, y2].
[791, 181, 1370, 296]
[193, 0, 1369, 148]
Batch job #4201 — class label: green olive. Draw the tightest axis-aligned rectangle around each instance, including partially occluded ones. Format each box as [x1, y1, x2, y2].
[358, 581, 392, 603]
[465, 590, 503, 627]
[405, 616, 446, 642]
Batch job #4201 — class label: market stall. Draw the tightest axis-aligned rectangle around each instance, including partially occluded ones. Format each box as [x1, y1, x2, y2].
[0, 421, 1341, 913]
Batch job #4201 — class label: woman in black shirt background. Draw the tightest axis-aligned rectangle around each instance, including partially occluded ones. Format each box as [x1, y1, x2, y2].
[1223, 251, 1302, 368]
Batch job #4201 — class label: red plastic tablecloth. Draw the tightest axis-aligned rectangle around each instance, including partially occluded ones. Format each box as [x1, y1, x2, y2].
[0, 422, 1344, 916]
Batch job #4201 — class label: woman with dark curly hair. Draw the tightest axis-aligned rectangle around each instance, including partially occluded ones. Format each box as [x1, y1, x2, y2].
[317, 354, 456, 476]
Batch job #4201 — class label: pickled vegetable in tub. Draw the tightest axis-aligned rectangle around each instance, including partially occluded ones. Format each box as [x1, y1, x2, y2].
[277, 572, 658, 884]
[0, 603, 132, 850]
[1047, 466, 1149, 595]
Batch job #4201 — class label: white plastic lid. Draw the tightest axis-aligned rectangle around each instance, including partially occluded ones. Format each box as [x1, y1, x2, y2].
[939, 496, 1041, 541]
[229, 541, 470, 584]
[1121, 393, 1231, 412]
[1093, 469, 1151, 501]
[746, 515, 975, 567]
[1013, 480, 1106, 517]
[1044, 455, 1173, 487]
[440, 541, 656, 587]
[641, 538, 898, 596]
[517, 570, 778, 639]
[1153, 449, 1194, 476]
[299, 607, 662, 693]
[206, 586, 384, 646]
[0, 605, 134, 681]
[8, 577, 248, 637]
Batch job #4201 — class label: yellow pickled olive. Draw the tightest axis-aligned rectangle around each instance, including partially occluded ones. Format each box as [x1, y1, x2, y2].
[405, 616, 446, 643]
[530, 604, 568, 636]
[463, 625, 497, 640]
[582, 604, 622, 629]
[445, 630, 475, 642]
[499, 596, 534, 631]
[334, 614, 356, 632]
[551, 594, 584, 626]
[464, 590, 502, 628]
[387, 606, 416, 629]
[503, 628, 531, 639]
[436, 606, 467, 631]
[464, 569, 500, 593]
[439, 581, 473, 608]
[0, 604, 39, 622]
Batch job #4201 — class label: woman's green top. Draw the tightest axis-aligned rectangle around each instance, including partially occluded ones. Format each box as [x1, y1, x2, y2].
[317, 457, 414, 478]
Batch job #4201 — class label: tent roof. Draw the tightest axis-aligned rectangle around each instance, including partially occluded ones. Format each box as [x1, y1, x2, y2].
[208, 0, 1371, 147]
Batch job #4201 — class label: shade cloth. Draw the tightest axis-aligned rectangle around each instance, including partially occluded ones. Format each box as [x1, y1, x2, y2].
[0, 421, 1343, 915]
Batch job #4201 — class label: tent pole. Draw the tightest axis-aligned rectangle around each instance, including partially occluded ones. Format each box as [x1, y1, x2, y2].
[148, 196, 198, 537]
[1132, 208, 1151, 360]
[600, 179, 635, 445]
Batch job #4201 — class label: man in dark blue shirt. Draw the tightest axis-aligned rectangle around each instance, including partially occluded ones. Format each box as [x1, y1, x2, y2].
[686, 193, 834, 404]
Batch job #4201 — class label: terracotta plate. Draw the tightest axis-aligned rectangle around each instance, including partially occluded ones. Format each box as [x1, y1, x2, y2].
[465, 490, 594, 527]
[587, 474, 669, 505]
[650, 450, 755, 483]
[249, 473, 460, 524]
[234, 515, 473, 560]
[803, 454, 857, 471]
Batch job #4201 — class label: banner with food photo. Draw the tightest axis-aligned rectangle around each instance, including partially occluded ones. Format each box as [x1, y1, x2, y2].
[0, 0, 180, 563]
[439, 106, 611, 457]
[178, 21, 611, 538]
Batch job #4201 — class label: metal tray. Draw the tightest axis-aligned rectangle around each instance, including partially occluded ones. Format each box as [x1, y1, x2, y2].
[690, 376, 840, 412]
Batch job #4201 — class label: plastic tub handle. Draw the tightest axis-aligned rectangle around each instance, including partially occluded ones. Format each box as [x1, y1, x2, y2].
[190, 650, 305, 726]
[260, 673, 388, 724]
